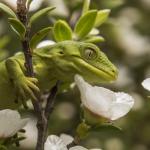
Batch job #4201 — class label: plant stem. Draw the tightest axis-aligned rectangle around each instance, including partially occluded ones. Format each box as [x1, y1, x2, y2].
[45, 81, 60, 119]
[16, 1, 59, 150]
[17, 0, 33, 76]
[17, 0, 59, 150]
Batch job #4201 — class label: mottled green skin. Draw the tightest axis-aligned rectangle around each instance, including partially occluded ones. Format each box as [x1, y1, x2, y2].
[0, 41, 118, 109]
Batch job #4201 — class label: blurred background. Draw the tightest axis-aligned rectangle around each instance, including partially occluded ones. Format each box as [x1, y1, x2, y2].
[0, 0, 150, 150]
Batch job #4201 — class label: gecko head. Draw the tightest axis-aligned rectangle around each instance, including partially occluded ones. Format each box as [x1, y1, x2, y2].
[43, 41, 118, 83]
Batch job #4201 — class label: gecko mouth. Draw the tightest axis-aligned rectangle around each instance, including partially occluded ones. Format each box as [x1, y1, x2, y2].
[73, 57, 118, 82]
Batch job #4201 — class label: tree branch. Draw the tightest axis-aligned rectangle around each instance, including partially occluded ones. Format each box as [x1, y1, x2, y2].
[17, 1, 46, 148]
[17, 0, 34, 76]
[16, 1, 58, 150]
[45, 81, 60, 119]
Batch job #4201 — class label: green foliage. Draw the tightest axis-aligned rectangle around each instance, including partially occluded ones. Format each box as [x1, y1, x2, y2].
[82, 0, 91, 15]
[29, 7, 56, 26]
[0, 3, 17, 18]
[83, 36, 105, 43]
[74, 10, 97, 39]
[91, 124, 122, 133]
[0, 133, 26, 150]
[53, 20, 72, 42]
[94, 9, 110, 27]
[8, 18, 26, 39]
[30, 27, 52, 49]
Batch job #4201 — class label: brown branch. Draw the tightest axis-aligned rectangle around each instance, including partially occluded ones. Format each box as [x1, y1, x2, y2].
[17, 0, 34, 76]
[16, 1, 52, 150]
[45, 81, 60, 119]
[16, 1, 60, 150]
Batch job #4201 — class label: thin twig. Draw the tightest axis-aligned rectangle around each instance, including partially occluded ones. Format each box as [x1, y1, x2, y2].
[45, 81, 60, 119]
[16, 1, 45, 150]
[17, 0, 34, 76]
[16, 1, 59, 150]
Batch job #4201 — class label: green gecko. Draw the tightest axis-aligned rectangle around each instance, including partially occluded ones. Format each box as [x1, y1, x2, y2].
[0, 41, 118, 109]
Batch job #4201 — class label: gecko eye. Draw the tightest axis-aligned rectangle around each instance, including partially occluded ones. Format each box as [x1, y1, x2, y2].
[59, 51, 64, 54]
[84, 49, 97, 60]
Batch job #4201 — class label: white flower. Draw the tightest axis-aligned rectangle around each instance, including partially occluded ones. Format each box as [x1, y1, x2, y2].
[74, 75, 134, 121]
[0, 109, 29, 138]
[44, 134, 101, 150]
[44, 135, 68, 150]
[70, 146, 102, 150]
[60, 134, 74, 146]
[142, 78, 150, 91]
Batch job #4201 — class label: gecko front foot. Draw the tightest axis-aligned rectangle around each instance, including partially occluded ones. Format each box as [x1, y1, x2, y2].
[13, 76, 40, 107]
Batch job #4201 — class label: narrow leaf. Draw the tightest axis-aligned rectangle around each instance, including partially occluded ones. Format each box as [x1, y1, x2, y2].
[74, 10, 97, 39]
[29, 7, 55, 25]
[53, 20, 72, 42]
[30, 27, 52, 49]
[95, 9, 111, 27]
[0, 3, 17, 18]
[82, 0, 91, 15]
[84, 36, 105, 43]
[8, 18, 26, 39]
[91, 124, 122, 133]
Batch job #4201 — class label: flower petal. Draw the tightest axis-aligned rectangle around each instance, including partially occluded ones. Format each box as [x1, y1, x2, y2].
[69, 146, 88, 150]
[110, 92, 134, 120]
[69, 146, 102, 150]
[142, 78, 150, 91]
[0, 109, 28, 138]
[60, 134, 74, 146]
[44, 135, 68, 150]
[75, 75, 134, 121]
[90, 149, 102, 150]
[75, 75, 115, 118]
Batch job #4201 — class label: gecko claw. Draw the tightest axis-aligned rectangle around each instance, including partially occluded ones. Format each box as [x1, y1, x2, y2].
[14, 76, 40, 105]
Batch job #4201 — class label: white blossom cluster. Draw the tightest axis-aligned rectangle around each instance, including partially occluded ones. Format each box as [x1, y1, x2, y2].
[44, 134, 102, 150]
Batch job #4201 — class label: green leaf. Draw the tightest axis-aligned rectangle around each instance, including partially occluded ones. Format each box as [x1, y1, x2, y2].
[0, 3, 17, 18]
[8, 18, 26, 39]
[95, 9, 110, 27]
[84, 36, 105, 43]
[29, 7, 55, 25]
[53, 20, 72, 42]
[91, 124, 122, 133]
[74, 10, 97, 39]
[30, 27, 52, 49]
[82, 0, 91, 15]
